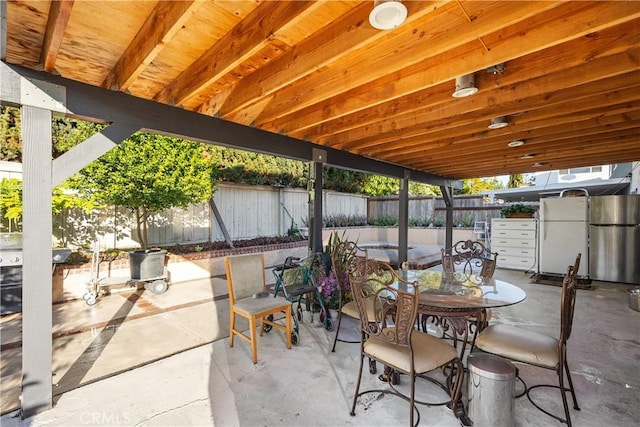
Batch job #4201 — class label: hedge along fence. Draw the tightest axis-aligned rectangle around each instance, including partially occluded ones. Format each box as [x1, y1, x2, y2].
[52, 183, 367, 250]
[368, 195, 504, 227]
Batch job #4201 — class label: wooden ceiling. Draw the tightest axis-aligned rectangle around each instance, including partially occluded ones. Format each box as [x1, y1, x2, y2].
[4, 0, 640, 180]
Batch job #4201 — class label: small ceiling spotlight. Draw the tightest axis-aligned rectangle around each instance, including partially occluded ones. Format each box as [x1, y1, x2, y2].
[521, 153, 536, 159]
[533, 162, 545, 167]
[452, 73, 478, 98]
[486, 63, 506, 74]
[507, 140, 525, 147]
[369, 1, 407, 30]
[488, 116, 509, 129]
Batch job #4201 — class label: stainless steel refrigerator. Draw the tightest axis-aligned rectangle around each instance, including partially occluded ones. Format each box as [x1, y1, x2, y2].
[589, 195, 640, 284]
[539, 196, 589, 277]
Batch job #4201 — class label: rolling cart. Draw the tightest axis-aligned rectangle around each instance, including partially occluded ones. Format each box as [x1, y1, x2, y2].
[83, 243, 169, 306]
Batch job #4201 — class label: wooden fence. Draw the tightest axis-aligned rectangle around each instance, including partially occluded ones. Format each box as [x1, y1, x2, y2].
[52, 183, 368, 250]
[368, 195, 504, 225]
[45, 184, 517, 250]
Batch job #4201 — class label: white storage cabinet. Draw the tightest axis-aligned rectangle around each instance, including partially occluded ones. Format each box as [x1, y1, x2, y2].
[491, 218, 538, 271]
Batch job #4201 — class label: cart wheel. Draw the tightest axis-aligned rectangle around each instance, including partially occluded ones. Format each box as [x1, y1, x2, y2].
[264, 315, 274, 333]
[291, 331, 299, 346]
[296, 306, 303, 322]
[369, 359, 377, 374]
[324, 318, 333, 331]
[85, 294, 97, 306]
[148, 279, 168, 295]
[82, 292, 91, 301]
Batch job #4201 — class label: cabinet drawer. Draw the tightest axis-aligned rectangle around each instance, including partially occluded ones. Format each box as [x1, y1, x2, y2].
[492, 238, 536, 248]
[497, 255, 537, 271]
[492, 229, 536, 240]
[494, 247, 536, 257]
[492, 219, 537, 230]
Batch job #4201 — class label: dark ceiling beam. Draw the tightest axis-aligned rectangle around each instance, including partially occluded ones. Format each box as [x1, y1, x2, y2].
[1, 62, 456, 188]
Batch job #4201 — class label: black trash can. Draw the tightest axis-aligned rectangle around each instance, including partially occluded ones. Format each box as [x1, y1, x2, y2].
[467, 353, 516, 427]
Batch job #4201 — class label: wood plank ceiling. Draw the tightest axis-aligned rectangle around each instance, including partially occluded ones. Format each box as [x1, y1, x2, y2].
[4, 0, 640, 180]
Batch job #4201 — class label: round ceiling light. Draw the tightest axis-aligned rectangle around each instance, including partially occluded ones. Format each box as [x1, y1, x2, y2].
[488, 116, 509, 129]
[521, 153, 536, 159]
[507, 140, 525, 147]
[452, 74, 478, 98]
[533, 162, 545, 167]
[369, 1, 408, 30]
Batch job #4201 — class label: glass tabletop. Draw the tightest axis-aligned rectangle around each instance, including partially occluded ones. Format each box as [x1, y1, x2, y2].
[397, 269, 527, 310]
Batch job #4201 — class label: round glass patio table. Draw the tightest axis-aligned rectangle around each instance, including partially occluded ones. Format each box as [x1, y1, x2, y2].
[397, 269, 527, 311]
[394, 269, 527, 358]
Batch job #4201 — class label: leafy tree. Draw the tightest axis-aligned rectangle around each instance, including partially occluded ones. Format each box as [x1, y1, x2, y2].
[0, 107, 21, 162]
[0, 177, 96, 233]
[361, 175, 399, 196]
[409, 182, 441, 196]
[323, 166, 366, 193]
[68, 132, 215, 249]
[457, 177, 504, 195]
[0, 178, 22, 230]
[508, 173, 524, 188]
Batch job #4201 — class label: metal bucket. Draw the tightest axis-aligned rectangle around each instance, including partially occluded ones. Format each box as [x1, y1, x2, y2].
[468, 353, 516, 427]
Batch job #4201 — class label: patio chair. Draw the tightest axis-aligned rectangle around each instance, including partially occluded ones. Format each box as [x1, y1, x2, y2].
[348, 257, 465, 427]
[474, 254, 581, 427]
[225, 253, 292, 364]
[435, 239, 498, 349]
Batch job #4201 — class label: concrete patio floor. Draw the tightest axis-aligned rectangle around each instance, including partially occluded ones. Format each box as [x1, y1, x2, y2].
[1, 248, 639, 426]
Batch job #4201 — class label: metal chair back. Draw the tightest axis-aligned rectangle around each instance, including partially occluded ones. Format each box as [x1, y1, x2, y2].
[442, 239, 498, 279]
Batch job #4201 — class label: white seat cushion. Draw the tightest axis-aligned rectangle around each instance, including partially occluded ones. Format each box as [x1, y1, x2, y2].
[475, 324, 559, 368]
[364, 328, 458, 374]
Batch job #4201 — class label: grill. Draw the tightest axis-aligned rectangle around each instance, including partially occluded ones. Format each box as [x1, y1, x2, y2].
[0, 233, 71, 315]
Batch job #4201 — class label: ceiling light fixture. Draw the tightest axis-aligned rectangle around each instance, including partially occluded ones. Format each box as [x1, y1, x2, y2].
[369, 0, 407, 30]
[521, 153, 536, 159]
[488, 116, 508, 129]
[533, 162, 545, 167]
[452, 73, 478, 98]
[507, 140, 525, 147]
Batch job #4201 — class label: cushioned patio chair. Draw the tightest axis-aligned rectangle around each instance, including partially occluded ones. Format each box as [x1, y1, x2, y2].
[348, 257, 465, 427]
[225, 253, 292, 364]
[475, 254, 581, 427]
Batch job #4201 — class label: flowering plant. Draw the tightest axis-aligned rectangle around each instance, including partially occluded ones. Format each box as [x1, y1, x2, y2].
[317, 271, 341, 310]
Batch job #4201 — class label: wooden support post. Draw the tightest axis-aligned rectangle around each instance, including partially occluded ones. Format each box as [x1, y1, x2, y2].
[21, 106, 53, 418]
[398, 173, 409, 266]
[440, 184, 454, 252]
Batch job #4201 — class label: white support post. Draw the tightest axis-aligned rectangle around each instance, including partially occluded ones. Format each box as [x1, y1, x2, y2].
[20, 105, 54, 418]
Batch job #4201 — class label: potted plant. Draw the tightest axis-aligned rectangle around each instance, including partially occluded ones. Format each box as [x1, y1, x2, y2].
[500, 203, 537, 218]
[69, 132, 215, 279]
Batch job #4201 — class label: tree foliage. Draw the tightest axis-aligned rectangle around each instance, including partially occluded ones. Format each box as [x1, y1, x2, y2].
[0, 107, 21, 162]
[508, 173, 525, 188]
[68, 133, 215, 249]
[457, 177, 504, 194]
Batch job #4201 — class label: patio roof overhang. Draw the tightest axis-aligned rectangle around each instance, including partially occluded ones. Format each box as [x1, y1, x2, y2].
[2, 0, 639, 179]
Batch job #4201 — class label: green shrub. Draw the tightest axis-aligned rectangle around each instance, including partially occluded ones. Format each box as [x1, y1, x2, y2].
[368, 216, 398, 226]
